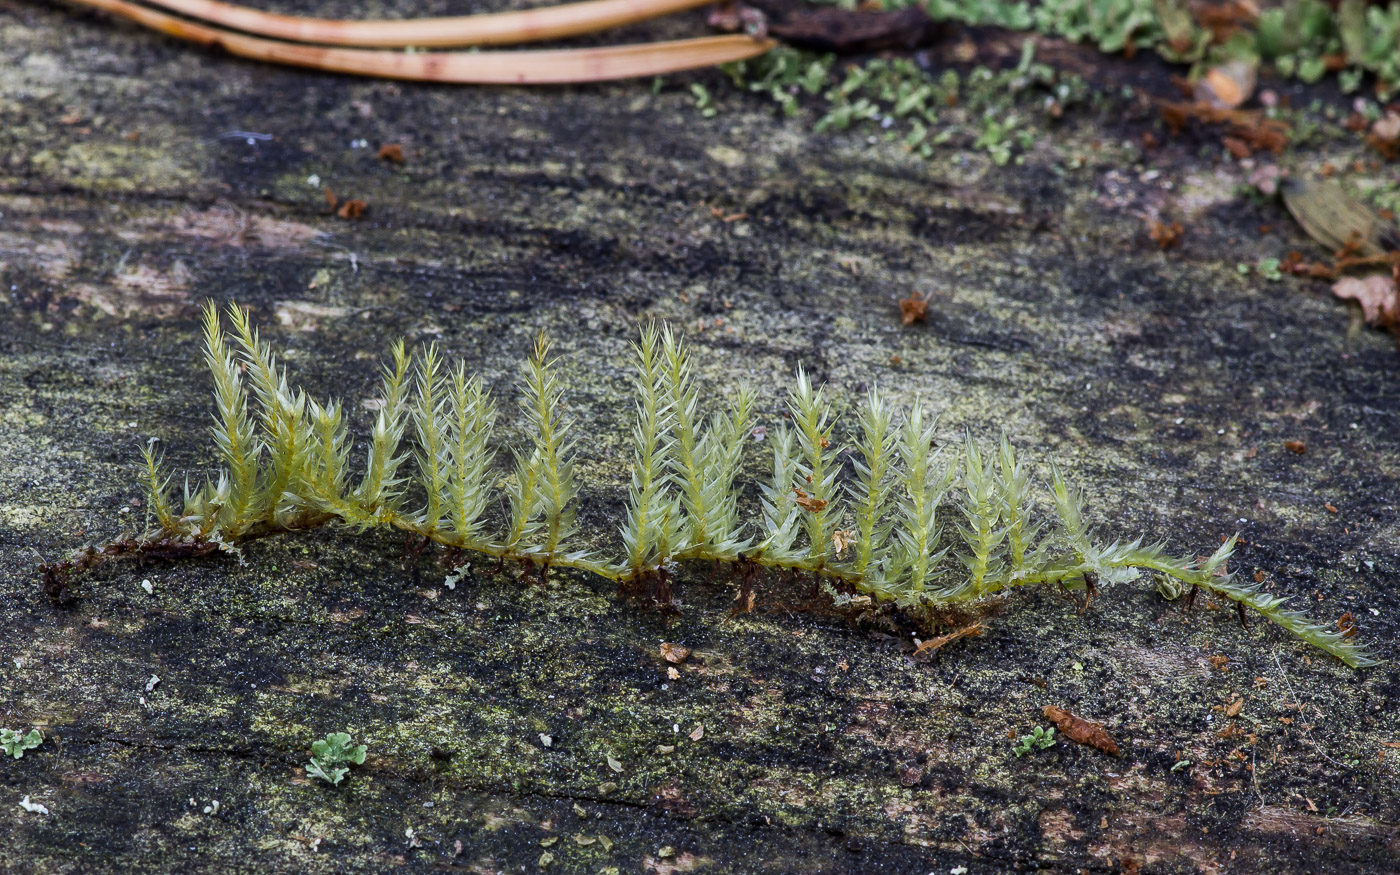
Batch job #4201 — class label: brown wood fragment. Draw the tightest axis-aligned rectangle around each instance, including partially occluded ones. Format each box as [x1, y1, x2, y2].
[660, 642, 692, 663]
[899, 293, 929, 325]
[1148, 219, 1183, 250]
[1042, 705, 1119, 756]
[1337, 612, 1358, 639]
[742, 0, 942, 53]
[337, 199, 368, 219]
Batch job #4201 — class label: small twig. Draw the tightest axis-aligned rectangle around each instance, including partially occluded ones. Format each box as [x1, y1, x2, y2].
[913, 622, 984, 656]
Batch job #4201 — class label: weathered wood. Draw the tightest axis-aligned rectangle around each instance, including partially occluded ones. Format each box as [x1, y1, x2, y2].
[2, 2, 1397, 872]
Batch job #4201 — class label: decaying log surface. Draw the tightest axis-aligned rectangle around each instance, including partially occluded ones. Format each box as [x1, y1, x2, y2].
[2, 2, 1397, 872]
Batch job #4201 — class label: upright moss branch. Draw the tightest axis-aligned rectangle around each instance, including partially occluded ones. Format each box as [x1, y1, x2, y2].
[888, 401, 951, 601]
[354, 340, 411, 524]
[503, 332, 579, 564]
[410, 344, 451, 537]
[621, 324, 679, 575]
[788, 367, 839, 568]
[445, 364, 496, 549]
[695, 387, 754, 561]
[848, 388, 895, 578]
[225, 304, 309, 526]
[756, 426, 803, 563]
[956, 437, 1008, 598]
[200, 302, 260, 534]
[141, 441, 177, 533]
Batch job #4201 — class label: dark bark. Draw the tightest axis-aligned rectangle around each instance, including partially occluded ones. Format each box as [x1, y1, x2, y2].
[2, 2, 1398, 873]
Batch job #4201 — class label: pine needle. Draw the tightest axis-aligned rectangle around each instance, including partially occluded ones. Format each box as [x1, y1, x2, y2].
[66, 0, 775, 84]
[135, 0, 717, 48]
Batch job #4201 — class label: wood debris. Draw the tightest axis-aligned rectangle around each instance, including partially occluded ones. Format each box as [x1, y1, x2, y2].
[899, 292, 929, 325]
[733, 0, 943, 53]
[1332, 273, 1399, 340]
[660, 642, 692, 663]
[1042, 705, 1119, 756]
[1159, 100, 1287, 156]
[337, 199, 368, 220]
[1366, 112, 1400, 161]
[1193, 60, 1256, 110]
[1148, 219, 1183, 250]
[1337, 611, 1359, 639]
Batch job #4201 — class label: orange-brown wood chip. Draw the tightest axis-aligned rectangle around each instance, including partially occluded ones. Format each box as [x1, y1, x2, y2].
[1044, 705, 1120, 756]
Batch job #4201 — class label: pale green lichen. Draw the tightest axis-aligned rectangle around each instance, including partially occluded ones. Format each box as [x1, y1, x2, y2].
[1, 728, 43, 759]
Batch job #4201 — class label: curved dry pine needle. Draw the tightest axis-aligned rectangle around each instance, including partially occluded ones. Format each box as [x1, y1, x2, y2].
[136, 0, 717, 47]
[67, 0, 776, 84]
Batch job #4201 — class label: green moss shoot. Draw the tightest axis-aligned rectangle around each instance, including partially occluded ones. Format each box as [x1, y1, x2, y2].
[45, 302, 1379, 670]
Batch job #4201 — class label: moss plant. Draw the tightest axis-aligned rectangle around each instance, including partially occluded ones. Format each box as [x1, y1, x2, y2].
[43, 303, 1377, 669]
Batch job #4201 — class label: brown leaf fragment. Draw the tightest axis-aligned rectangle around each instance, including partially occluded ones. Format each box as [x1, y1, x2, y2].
[337, 199, 368, 220]
[1282, 178, 1400, 258]
[1194, 60, 1257, 110]
[377, 143, 405, 163]
[688, 723, 704, 741]
[1226, 696, 1244, 718]
[898, 293, 929, 325]
[831, 529, 853, 557]
[1223, 136, 1252, 159]
[1331, 275, 1399, 328]
[1283, 440, 1306, 454]
[1248, 163, 1281, 196]
[1148, 219, 1184, 250]
[323, 186, 338, 211]
[793, 487, 827, 512]
[1337, 611, 1358, 639]
[660, 642, 691, 664]
[1367, 112, 1400, 161]
[1042, 705, 1119, 756]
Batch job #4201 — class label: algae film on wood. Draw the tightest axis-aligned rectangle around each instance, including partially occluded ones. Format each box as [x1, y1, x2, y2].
[43, 303, 1377, 669]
